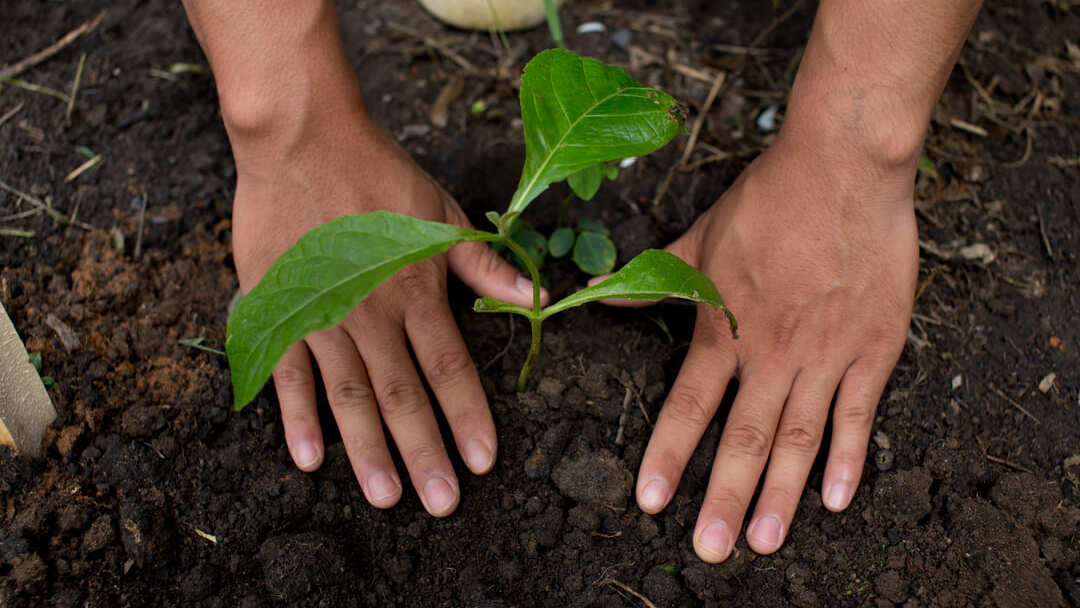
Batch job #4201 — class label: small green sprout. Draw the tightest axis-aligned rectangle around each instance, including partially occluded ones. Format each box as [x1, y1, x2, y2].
[225, 49, 736, 410]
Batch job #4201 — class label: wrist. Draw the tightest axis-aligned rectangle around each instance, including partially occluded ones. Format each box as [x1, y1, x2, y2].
[779, 77, 927, 177]
[188, 0, 370, 163]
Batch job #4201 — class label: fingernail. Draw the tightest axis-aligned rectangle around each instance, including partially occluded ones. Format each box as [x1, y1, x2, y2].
[515, 275, 534, 298]
[695, 521, 732, 562]
[463, 438, 493, 473]
[367, 471, 401, 504]
[748, 515, 782, 551]
[423, 477, 457, 516]
[638, 478, 669, 512]
[824, 481, 852, 511]
[294, 441, 320, 469]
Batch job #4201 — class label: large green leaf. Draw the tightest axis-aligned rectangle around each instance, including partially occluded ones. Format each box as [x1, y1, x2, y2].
[541, 249, 727, 318]
[226, 211, 491, 410]
[507, 49, 686, 221]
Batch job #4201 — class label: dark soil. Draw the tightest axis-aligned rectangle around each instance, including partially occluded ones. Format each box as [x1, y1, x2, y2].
[2, 1, 1079, 606]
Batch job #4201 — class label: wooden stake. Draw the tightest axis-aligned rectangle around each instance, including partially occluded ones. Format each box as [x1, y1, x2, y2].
[0, 301, 56, 458]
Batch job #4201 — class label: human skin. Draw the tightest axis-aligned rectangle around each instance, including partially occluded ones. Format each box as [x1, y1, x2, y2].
[180, 0, 984, 557]
[181, 0, 547, 517]
[624, 0, 984, 561]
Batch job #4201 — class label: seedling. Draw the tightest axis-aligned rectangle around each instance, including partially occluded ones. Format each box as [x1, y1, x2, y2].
[226, 49, 736, 410]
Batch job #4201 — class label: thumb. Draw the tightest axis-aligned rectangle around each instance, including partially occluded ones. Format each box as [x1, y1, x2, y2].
[442, 199, 549, 309]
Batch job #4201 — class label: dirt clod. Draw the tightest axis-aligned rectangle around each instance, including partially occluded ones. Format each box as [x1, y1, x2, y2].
[551, 442, 633, 507]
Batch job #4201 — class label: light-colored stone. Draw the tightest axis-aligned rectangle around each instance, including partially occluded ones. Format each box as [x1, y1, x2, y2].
[417, 0, 565, 31]
[0, 301, 56, 458]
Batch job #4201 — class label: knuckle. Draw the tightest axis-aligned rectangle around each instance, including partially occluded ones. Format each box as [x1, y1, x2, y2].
[775, 420, 820, 453]
[394, 264, 440, 302]
[328, 379, 375, 412]
[426, 348, 472, 389]
[702, 486, 746, 518]
[663, 386, 714, 428]
[377, 379, 428, 421]
[769, 311, 800, 353]
[836, 401, 876, 430]
[273, 363, 313, 391]
[403, 443, 445, 470]
[723, 422, 773, 460]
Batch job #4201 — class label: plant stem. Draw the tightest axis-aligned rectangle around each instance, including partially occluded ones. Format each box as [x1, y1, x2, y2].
[498, 235, 544, 391]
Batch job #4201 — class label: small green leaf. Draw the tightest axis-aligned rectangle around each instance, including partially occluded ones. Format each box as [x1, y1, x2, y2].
[548, 227, 575, 258]
[657, 565, 677, 574]
[573, 231, 617, 276]
[28, 351, 42, 373]
[511, 229, 547, 269]
[508, 49, 686, 218]
[226, 211, 492, 410]
[41, 376, 55, 388]
[567, 165, 603, 201]
[543, 249, 728, 318]
[577, 218, 610, 236]
[918, 153, 939, 181]
[603, 164, 619, 181]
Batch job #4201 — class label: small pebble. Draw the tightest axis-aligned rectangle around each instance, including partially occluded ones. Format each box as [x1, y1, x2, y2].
[873, 431, 891, 451]
[875, 449, 895, 472]
[576, 22, 606, 34]
[610, 29, 633, 51]
[1038, 372, 1056, 393]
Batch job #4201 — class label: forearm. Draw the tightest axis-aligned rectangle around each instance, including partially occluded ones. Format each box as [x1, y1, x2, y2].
[782, 0, 983, 173]
[180, 0, 367, 156]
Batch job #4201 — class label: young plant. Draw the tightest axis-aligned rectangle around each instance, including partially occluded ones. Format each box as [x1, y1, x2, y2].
[226, 49, 736, 409]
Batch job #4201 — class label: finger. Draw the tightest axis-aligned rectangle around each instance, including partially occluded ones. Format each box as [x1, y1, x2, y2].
[821, 356, 892, 512]
[305, 328, 402, 508]
[637, 310, 737, 514]
[442, 198, 549, 309]
[745, 367, 843, 555]
[693, 364, 794, 563]
[272, 342, 324, 472]
[347, 315, 460, 517]
[405, 301, 497, 475]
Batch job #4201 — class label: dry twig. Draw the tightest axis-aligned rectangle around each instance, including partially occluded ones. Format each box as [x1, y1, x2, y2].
[0, 10, 106, 79]
[598, 578, 658, 608]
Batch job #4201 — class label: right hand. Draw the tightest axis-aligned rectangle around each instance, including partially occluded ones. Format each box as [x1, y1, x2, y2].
[229, 103, 544, 517]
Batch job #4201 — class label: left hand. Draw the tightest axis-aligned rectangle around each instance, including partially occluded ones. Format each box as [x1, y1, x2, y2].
[634, 129, 919, 562]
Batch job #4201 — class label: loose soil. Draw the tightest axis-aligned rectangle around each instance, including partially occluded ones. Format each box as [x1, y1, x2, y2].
[2, 1, 1078, 606]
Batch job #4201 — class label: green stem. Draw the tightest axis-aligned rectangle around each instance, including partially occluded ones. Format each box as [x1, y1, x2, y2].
[498, 235, 544, 391]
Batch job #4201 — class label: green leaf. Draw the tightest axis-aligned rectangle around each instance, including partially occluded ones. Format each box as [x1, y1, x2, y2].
[507, 49, 686, 220]
[226, 211, 491, 410]
[28, 351, 42, 373]
[548, 227, 575, 258]
[542, 249, 727, 318]
[917, 152, 939, 181]
[603, 164, 619, 181]
[567, 164, 603, 201]
[511, 228, 547, 269]
[573, 231, 617, 276]
[577, 217, 610, 236]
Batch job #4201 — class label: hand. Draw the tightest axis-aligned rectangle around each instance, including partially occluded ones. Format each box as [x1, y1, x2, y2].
[636, 132, 918, 561]
[230, 107, 542, 517]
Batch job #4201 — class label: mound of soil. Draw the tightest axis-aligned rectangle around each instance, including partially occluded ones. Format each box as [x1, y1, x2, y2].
[1, 1, 1078, 606]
